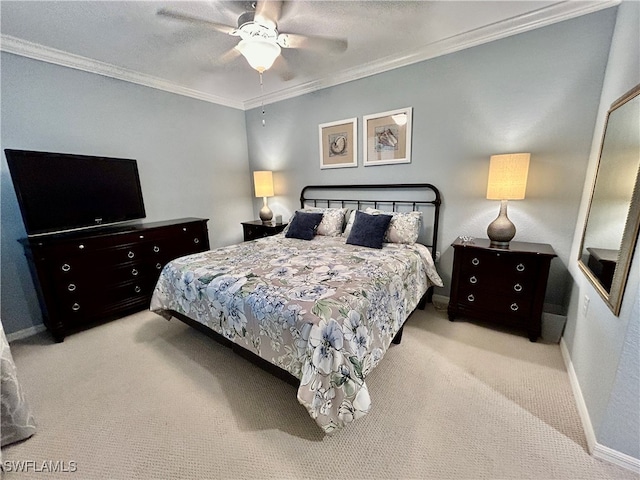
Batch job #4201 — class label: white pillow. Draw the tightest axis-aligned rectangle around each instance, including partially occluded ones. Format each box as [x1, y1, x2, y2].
[287, 207, 346, 237]
[342, 209, 357, 238]
[365, 208, 422, 244]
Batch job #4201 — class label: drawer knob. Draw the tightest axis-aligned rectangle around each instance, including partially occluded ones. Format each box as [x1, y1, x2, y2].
[131, 268, 139, 276]
[128, 251, 135, 259]
[514, 283, 523, 292]
[139, 235, 144, 239]
[153, 246, 160, 253]
[183, 227, 187, 232]
[467, 294, 475, 302]
[61, 263, 71, 272]
[471, 257, 480, 266]
[67, 283, 76, 292]
[469, 276, 478, 284]
[72, 303, 80, 312]
[78, 244, 85, 250]
[134, 285, 141, 293]
[194, 238, 200, 244]
[510, 303, 519, 311]
[156, 263, 162, 270]
[516, 263, 525, 272]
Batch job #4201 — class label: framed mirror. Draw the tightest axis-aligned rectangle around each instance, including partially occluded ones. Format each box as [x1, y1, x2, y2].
[578, 84, 640, 315]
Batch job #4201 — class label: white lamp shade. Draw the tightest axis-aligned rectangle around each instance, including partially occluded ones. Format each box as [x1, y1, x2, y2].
[253, 170, 274, 198]
[237, 39, 281, 73]
[486, 153, 530, 200]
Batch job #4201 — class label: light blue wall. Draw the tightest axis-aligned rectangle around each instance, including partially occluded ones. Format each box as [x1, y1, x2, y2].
[1, 52, 252, 335]
[565, 1, 640, 460]
[245, 9, 617, 311]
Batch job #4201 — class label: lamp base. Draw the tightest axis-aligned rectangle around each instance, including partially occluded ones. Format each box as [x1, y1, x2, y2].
[488, 239, 511, 249]
[487, 199, 516, 249]
[259, 197, 273, 224]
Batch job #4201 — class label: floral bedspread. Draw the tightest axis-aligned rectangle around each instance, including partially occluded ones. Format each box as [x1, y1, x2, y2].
[150, 234, 443, 433]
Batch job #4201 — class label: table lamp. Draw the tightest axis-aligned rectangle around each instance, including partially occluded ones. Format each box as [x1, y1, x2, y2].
[253, 170, 274, 224]
[486, 153, 530, 248]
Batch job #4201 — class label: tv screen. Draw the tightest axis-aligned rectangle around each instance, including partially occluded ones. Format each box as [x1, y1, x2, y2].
[5, 149, 146, 236]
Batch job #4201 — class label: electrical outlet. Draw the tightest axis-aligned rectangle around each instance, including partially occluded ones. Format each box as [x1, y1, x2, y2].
[582, 294, 590, 316]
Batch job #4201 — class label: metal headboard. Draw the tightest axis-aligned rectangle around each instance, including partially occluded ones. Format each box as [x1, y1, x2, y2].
[300, 183, 442, 257]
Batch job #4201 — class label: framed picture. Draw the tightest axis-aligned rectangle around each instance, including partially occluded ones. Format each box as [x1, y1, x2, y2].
[363, 107, 412, 166]
[319, 117, 358, 169]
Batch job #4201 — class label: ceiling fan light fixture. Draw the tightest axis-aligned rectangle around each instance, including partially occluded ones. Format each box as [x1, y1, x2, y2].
[237, 39, 281, 73]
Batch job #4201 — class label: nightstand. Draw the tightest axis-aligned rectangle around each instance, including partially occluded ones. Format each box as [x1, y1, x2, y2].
[586, 247, 617, 291]
[241, 220, 288, 241]
[448, 237, 556, 342]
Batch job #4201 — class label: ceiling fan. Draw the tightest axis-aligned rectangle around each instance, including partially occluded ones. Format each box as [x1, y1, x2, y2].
[157, 0, 348, 77]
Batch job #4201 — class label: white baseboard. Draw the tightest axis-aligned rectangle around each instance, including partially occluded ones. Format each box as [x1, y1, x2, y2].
[594, 443, 640, 473]
[6, 324, 47, 343]
[560, 338, 640, 473]
[560, 338, 597, 453]
[431, 293, 450, 308]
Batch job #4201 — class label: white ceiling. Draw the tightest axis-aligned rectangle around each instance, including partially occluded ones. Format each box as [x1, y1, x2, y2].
[1, 1, 617, 110]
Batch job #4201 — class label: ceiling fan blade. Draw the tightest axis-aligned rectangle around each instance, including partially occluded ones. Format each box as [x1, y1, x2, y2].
[157, 8, 236, 35]
[272, 55, 295, 82]
[218, 47, 242, 65]
[254, 0, 283, 28]
[277, 33, 347, 54]
[198, 48, 241, 72]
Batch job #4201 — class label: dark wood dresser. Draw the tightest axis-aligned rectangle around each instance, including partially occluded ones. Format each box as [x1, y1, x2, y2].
[448, 237, 556, 342]
[241, 220, 287, 241]
[20, 218, 209, 341]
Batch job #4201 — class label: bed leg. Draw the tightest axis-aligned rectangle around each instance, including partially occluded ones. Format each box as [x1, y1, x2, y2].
[392, 326, 404, 344]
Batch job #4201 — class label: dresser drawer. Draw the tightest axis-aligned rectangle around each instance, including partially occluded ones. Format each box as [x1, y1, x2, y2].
[456, 273, 536, 297]
[459, 249, 539, 291]
[35, 231, 142, 259]
[243, 223, 271, 240]
[241, 221, 288, 241]
[48, 245, 144, 278]
[55, 279, 155, 324]
[456, 289, 533, 319]
[52, 261, 157, 296]
[147, 236, 206, 264]
[459, 248, 540, 275]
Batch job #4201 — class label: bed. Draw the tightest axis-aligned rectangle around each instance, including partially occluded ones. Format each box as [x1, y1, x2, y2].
[150, 183, 443, 433]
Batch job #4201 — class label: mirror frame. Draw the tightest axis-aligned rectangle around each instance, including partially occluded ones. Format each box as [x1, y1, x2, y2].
[578, 83, 640, 316]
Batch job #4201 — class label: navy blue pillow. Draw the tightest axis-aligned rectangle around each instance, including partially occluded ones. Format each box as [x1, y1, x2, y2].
[285, 211, 324, 240]
[346, 210, 392, 249]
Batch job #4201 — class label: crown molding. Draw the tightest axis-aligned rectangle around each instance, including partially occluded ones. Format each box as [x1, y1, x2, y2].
[242, 0, 620, 109]
[0, 35, 245, 110]
[1, 0, 619, 112]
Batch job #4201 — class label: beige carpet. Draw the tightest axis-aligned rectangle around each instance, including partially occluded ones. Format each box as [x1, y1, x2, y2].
[2, 304, 636, 480]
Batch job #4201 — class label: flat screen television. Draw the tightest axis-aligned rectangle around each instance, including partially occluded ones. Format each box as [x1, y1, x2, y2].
[5, 149, 146, 237]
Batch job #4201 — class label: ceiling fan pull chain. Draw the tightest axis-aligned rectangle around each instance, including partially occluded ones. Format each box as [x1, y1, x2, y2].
[259, 72, 266, 127]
